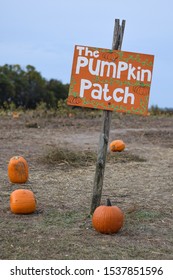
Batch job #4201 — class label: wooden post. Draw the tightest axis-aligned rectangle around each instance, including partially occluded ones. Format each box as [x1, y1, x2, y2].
[90, 19, 126, 214]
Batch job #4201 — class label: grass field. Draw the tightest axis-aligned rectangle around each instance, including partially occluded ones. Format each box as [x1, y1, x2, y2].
[0, 109, 172, 259]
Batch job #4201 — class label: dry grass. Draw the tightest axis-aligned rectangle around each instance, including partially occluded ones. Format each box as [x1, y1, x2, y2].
[0, 113, 173, 260]
[40, 147, 97, 167]
[39, 147, 146, 168]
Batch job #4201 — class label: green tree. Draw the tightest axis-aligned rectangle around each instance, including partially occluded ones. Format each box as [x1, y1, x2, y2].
[46, 79, 69, 103]
[0, 65, 15, 107]
[0, 64, 69, 109]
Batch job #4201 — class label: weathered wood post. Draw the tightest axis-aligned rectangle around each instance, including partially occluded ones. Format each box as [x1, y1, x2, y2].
[90, 19, 126, 214]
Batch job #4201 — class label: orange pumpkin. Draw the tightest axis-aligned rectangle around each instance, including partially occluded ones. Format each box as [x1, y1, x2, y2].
[102, 52, 119, 62]
[67, 96, 82, 105]
[92, 199, 124, 234]
[8, 156, 29, 184]
[10, 189, 36, 214]
[110, 140, 125, 152]
[133, 85, 150, 96]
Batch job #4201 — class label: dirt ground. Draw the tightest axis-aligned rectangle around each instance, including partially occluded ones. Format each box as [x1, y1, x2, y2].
[0, 111, 173, 259]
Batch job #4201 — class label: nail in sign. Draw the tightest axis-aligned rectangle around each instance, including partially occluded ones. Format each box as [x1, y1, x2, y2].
[67, 45, 154, 115]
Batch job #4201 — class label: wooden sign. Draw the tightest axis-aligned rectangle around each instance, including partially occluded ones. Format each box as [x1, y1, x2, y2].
[67, 45, 154, 115]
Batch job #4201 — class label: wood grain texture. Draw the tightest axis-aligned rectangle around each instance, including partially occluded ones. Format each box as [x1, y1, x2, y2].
[90, 19, 126, 214]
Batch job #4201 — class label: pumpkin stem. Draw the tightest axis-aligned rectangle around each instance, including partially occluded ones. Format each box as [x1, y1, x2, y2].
[107, 198, 112, 206]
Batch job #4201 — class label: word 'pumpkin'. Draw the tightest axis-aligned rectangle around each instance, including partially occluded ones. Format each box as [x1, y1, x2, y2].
[10, 189, 36, 214]
[92, 199, 124, 234]
[110, 140, 125, 152]
[8, 156, 29, 184]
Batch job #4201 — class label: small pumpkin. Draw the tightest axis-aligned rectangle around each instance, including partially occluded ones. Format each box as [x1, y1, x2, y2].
[92, 199, 124, 234]
[67, 95, 82, 105]
[10, 189, 36, 214]
[110, 140, 125, 152]
[133, 85, 150, 96]
[102, 51, 119, 62]
[8, 156, 29, 184]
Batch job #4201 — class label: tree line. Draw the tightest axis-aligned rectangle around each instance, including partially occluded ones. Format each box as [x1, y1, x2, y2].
[0, 64, 69, 109]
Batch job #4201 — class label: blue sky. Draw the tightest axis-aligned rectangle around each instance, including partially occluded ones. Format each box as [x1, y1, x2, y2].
[1, 0, 173, 108]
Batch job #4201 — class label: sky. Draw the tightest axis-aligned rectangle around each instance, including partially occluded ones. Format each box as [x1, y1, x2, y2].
[0, 0, 173, 108]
